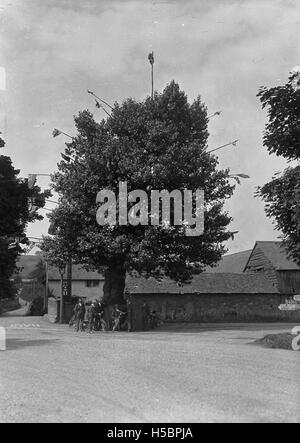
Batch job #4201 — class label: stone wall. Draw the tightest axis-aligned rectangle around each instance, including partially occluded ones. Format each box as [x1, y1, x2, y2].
[131, 293, 300, 329]
[46, 298, 74, 324]
[46, 298, 59, 323]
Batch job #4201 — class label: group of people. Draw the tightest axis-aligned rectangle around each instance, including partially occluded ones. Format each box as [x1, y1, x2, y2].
[71, 299, 121, 333]
[71, 298, 160, 333]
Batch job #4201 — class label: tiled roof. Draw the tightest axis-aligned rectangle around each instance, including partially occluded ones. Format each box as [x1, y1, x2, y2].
[16, 256, 104, 281]
[126, 272, 279, 295]
[205, 250, 252, 273]
[248, 241, 300, 271]
[48, 264, 104, 281]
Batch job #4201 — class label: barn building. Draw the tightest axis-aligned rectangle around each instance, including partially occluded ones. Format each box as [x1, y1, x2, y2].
[126, 272, 300, 330]
[243, 241, 300, 294]
[126, 241, 300, 329]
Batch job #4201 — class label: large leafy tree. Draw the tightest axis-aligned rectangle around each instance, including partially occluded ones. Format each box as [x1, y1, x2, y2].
[42, 81, 235, 305]
[257, 70, 300, 265]
[0, 150, 50, 299]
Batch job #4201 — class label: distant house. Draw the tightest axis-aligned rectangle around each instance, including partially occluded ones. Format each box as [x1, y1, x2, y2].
[13, 256, 105, 318]
[244, 241, 300, 294]
[48, 265, 105, 302]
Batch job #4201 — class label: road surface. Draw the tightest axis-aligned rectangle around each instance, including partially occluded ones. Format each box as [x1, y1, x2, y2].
[0, 316, 299, 423]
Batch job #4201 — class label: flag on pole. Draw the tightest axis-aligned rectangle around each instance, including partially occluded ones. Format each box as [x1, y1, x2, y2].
[28, 174, 37, 189]
[61, 153, 71, 162]
[27, 195, 39, 214]
[290, 66, 300, 91]
[52, 128, 62, 138]
[148, 52, 154, 65]
[8, 241, 19, 250]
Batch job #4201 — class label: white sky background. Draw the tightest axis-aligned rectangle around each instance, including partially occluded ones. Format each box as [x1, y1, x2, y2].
[0, 0, 299, 253]
[0, 67, 6, 90]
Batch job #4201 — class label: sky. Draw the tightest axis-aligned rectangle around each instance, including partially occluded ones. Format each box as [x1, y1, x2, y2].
[0, 0, 299, 254]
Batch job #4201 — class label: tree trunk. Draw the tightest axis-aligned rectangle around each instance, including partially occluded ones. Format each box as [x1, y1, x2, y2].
[102, 266, 126, 329]
[102, 266, 126, 307]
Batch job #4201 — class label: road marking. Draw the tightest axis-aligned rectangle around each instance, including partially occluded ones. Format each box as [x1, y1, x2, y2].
[6, 326, 70, 332]
[8, 324, 41, 329]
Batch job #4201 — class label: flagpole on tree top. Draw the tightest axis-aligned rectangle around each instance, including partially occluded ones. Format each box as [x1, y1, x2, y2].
[148, 52, 154, 99]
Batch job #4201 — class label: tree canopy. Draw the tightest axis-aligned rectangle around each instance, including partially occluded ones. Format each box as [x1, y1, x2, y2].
[42, 81, 236, 304]
[0, 150, 50, 298]
[257, 70, 300, 264]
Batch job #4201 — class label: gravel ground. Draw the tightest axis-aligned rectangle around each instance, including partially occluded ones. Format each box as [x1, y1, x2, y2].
[0, 315, 299, 423]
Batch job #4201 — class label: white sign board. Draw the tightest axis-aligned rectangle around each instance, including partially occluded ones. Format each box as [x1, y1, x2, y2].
[293, 295, 300, 302]
[279, 304, 300, 311]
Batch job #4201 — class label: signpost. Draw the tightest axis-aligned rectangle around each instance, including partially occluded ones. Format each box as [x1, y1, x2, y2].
[278, 296, 300, 351]
[62, 280, 68, 298]
[278, 295, 300, 311]
[59, 265, 66, 324]
[278, 304, 300, 311]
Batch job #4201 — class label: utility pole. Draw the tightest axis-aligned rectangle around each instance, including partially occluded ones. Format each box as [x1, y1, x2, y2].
[59, 264, 66, 324]
[67, 255, 72, 302]
[60, 272, 64, 324]
[44, 261, 49, 314]
[148, 52, 154, 99]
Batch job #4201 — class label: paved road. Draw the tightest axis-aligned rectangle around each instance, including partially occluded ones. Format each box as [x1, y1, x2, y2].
[0, 316, 299, 423]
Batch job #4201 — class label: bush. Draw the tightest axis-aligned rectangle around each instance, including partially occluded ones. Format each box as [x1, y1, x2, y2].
[254, 333, 296, 350]
[26, 296, 44, 316]
[0, 297, 20, 315]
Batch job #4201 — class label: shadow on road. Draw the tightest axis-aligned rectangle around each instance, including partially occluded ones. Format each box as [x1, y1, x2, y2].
[1, 306, 29, 317]
[156, 323, 298, 333]
[6, 338, 60, 351]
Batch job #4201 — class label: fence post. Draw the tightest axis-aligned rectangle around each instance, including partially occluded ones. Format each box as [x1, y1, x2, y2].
[0, 326, 6, 351]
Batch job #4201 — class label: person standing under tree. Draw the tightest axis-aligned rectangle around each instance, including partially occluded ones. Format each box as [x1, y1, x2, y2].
[141, 302, 150, 331]
[88, 300, 98, 333]
[99, 301, 108, 331]
[126, 295, 134, 332]
[112, 304, 126, 332]
[74, 298, 85, 332]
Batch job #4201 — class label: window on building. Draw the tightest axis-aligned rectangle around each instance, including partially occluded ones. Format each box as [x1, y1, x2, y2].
[85, 280, 100, 288]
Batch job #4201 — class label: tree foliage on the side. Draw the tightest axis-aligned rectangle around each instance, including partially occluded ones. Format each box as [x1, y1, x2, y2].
[257, 71, 300, 264]
[0, 134, 5, 148]
[41, 81, 236, 304]
[0, 150, 50, 299]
